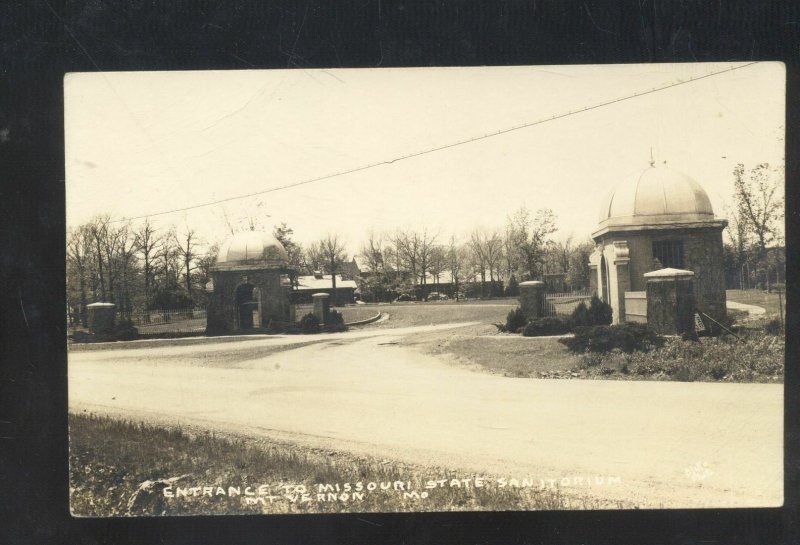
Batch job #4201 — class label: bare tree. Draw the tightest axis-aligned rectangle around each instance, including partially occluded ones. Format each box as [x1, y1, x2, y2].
[447, 236, 467, 301]
[317, 233, 348, 300]
[115, 223, 137, 318]
[88, 215, 110, 301]
[133, 218, 163, 311]
[360, 230, 386, 274]
[394, 230, 419, 284]
[468, 230, 489, 297]
[175, 227, 199, 295]
[67, 224, 94, 326]
[304, 243, 322, 273]
[502, 221, 521, 281]
[416, 229, 438, 288]
[428, 245, 447, 293]
[154, 226, 181, 291]
[468, 229, 503, 297]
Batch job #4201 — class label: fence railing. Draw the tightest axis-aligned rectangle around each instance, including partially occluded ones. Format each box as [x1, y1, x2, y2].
[120, 309, 208, 334]
[543, 290, 594, 317]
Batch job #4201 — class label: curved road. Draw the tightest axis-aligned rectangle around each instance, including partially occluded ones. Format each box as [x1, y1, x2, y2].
[68, 322, 783, 508]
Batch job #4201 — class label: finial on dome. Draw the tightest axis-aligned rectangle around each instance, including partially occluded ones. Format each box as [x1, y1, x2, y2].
[649, 147, 655, 167]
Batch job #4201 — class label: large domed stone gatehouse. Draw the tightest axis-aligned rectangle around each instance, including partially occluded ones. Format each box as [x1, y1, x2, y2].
[589, 163, 728, 327]
[206, 231, 295, 335]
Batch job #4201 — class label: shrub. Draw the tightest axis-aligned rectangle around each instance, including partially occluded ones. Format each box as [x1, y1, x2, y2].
[504, 307, 528, 334]
[625, 333, 783, 382]
[299, 313, 321, 333]
[570, 301, 591, 328]
[587, 295, 613, 326]
[764, 318, 783, 335]
[522, 316, 573, 337]
[505, 275, 520, 297]
[560, 322, 663, 354]
[325, 310, 347, 332]
[112, 319, 139, 341]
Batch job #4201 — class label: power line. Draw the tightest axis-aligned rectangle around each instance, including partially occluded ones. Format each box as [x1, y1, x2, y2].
[114, 62, 759, 223]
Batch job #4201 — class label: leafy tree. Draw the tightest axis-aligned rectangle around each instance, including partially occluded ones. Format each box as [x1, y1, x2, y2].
[732, 163, 784, 291]
[273, 222, 305, 272]
[507, 207, 558, 281]
[566, 241, 594, 291]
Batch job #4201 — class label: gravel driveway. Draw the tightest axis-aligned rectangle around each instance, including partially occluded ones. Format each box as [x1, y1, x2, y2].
[69, 322, 782, 508]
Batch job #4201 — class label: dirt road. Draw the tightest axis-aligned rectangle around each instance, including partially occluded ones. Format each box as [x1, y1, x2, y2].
[68, 323, 782, 508]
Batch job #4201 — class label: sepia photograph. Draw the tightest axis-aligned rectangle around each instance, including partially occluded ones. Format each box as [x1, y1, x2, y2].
[65, 62, 785, 516]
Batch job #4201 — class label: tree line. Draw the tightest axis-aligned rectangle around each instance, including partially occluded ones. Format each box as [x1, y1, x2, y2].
[67, 206, 594, 325]
[355, 207, 593, 302]
[68, 161, 782, 325]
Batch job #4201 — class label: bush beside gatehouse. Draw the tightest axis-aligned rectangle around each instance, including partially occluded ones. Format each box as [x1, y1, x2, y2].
[496, 295, 613, 337]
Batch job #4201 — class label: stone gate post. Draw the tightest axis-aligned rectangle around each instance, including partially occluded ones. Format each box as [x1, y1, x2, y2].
[312, 293, 331, 325]
[519, 281, 545, 321]
[644, 268, 695, 335]
[87, 302, 116, 335]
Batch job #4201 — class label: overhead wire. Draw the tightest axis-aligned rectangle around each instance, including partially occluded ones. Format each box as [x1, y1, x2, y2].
[111, 62, 759, 223]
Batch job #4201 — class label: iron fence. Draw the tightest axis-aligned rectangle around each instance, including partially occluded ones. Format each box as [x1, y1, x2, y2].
[543, 290, 594, 317]
[120, 309, 208, 334]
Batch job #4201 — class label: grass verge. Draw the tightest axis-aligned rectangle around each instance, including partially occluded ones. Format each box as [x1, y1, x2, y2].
[410, 325, 783, 383]
[70, 413, 594, 516]
[576, 328, 784, 382]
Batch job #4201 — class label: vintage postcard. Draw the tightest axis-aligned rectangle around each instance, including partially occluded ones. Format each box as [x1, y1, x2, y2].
[65, 63, 785, 516]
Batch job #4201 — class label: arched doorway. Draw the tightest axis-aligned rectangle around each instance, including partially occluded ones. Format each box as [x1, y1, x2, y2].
[235, 283, 257, 330]
[599, 254, 610, 303]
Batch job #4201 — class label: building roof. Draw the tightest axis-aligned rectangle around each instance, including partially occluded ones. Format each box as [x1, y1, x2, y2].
[215, 230, 289, 269]
[295, 274, 358, 291]
[593, 164, 725, 237]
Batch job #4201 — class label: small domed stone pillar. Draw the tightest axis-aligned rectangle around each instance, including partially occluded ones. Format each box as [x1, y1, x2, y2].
[644, 268, 695, 335]
[312, 293, 330, 325]
[87, 302, 116, 335]
[519, 281, 545, 321]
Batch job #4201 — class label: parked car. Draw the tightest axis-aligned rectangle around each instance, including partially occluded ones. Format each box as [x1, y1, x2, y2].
[426, 292, 449, 301]
[394, 293, 416, 302]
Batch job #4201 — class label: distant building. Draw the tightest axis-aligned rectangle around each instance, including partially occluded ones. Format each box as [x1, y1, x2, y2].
[590, 163, 727, 326]
[292, 272, 357, 306]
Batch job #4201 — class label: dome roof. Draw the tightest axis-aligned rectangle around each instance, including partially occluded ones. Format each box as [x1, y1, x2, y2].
[594, 165, 720, 235]
[216, 230, 289, 268]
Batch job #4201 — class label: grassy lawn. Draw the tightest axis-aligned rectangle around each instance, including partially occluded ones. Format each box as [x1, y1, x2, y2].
[404, 320, 784, 384]
[407, 325, 582, 379]
[364, 300, 515, 329]
[726, 289, 786, 317]
[336, 306, 382, 324]
[69, 413, 601, 517]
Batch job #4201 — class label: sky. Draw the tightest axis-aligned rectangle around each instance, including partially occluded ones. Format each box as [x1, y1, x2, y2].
[65, 62, 785, 255]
